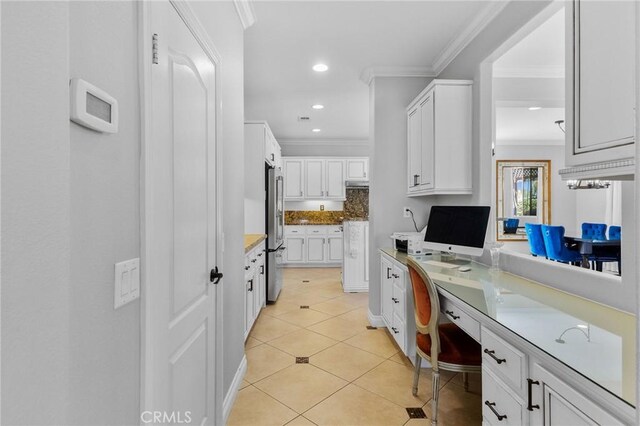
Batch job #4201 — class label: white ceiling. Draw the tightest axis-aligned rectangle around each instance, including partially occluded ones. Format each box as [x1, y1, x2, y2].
[244, 1, 489, 141]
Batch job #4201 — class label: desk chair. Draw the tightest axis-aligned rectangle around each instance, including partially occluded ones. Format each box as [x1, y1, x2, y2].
[541, 225, 582, 265]
[407, 257, 481, 426]
[581, 223, 607, 240]
[525, 223, 547, 258]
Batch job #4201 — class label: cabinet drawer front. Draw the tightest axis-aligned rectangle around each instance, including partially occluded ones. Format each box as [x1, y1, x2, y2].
[392, 282, 406, 319]
[327, 226, 343, 234]
[391, 312, 406, 352]
[440, 297, 480, 342]
[285, 226, 305, 235]
[482, 368, 524, 426]
[481, 327, 526, 392]
[306, 226, 328, 235]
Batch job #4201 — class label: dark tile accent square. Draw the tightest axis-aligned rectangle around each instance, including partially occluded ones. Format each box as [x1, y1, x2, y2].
[302, 280, 310, 283]
[366, 325, 378, 330]
[300, 305, 310, 309]
[406, 407, 426, 419]
[295, 357, 309, 364]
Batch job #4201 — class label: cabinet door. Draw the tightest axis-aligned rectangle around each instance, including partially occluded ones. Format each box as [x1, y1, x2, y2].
[381, 256, 394, 325]
[407, 107, 422, 192]
[284, 159, 304, 199]
[306, 236, 326, 262]
[568, 1, 635, 163]
[346, 158, 368, 180]
[325, 159, 346, 199]
[245, 278, 254, 334]
[284, 236, 305, 263]
[256, 263, 265, 312]
[305, 159, 325, 198]
[419, 94, 434, 189]
[264, 128, 275, 166]
[327, 236, 343, 262]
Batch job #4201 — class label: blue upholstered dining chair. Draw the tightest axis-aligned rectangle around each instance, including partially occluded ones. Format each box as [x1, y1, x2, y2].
[609, 226, 621, 240]
[541, 225, 582, 264]
[503, 218, 520, 234]
[525, 223, 547, 258]
[581, 223, 607, 240]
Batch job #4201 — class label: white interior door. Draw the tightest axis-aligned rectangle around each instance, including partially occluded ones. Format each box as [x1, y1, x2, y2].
[145, 2, 220, 424]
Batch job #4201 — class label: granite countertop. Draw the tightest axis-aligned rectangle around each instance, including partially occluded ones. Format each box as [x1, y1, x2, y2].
[244, 234, 266, 253]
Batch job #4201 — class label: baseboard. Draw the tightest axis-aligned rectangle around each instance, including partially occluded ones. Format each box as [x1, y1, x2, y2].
[223, 355, 247, 424]
[367, 309, 386, 328]
[282, 263, 341, 268]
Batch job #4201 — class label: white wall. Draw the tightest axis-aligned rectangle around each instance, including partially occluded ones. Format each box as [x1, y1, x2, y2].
[286, 200, 344, 211]
[368, 77, 432, 316]
[1, 1, 247, 424]
[2, 3, 71, 424]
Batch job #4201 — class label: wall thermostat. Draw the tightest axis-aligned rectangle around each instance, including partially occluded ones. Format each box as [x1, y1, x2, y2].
[69, 78, 118, 133]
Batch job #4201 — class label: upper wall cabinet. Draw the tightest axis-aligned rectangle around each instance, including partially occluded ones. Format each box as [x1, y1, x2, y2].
[406, 80, 472, 196]
[561, 1, 636, 180]
[284, 157, 367, 201]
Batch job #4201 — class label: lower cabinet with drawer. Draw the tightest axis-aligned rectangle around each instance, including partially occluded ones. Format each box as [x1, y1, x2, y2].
[380, 251, 417, 363]
[283, 225, 343, 266]
[244, 241, 266, 340]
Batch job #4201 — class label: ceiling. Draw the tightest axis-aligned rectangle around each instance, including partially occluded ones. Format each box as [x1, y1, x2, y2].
[244, 1, 490, 141]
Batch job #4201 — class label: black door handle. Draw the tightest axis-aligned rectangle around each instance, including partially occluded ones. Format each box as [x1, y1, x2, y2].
[210, 267, 223, 284]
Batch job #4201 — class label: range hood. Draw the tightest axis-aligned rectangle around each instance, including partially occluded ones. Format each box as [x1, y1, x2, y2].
[345, 180, 369, 188]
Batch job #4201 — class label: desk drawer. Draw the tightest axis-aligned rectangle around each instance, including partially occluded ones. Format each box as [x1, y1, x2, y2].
[440, 298, 480, 342]
[482, 367, 524, 426]
[481, 327, 526, 392]
[392, 281, 406, 318]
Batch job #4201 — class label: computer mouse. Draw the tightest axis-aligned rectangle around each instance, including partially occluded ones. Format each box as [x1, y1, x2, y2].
[458, 266, 471, 272]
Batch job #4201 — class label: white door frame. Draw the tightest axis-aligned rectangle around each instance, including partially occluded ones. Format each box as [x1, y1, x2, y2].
[138, 1, 225, 424]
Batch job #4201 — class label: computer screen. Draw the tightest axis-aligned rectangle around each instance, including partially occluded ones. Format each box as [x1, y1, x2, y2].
[424, 206, 490, 256]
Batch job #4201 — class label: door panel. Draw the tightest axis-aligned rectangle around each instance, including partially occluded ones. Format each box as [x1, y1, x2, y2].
[285, 237, 305, 262]
[326, 160, 345, 199]
[407, 108, 421, 191]
[306, 236, 325, 262]
[327, 236, 343, 262]
[148, 3, 218, 423]
[284, 159, 304, 199]
[419, 95, 434, 189]
[305, 159, 324, 198]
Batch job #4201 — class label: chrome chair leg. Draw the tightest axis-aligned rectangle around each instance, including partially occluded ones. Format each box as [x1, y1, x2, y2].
[412, 353, 422, 396]
[431, 371, 440, 426]
[462, 372, 469, 391]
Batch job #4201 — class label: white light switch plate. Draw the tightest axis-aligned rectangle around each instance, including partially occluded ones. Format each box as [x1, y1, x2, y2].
[114, 258, 140, 309]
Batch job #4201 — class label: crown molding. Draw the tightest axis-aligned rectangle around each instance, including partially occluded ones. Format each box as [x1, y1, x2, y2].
[233, 0, 256, 30]
[432, 1, 510, 75]
[493, 66, 565, 79]
[278, 138, 369, 148]
[359, 66, 436, 85]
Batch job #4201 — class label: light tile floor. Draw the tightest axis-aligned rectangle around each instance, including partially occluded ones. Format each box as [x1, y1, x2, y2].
[228, 268, 482, 426]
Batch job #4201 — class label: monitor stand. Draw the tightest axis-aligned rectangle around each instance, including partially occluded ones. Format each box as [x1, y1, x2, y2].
[439, 252, 471, 266]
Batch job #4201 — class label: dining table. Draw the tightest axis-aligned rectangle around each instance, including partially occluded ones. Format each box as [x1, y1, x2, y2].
[564, 236, 622, 272]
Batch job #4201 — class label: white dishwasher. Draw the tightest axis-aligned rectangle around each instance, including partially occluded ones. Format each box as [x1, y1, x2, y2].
[342, 220, 369, 292]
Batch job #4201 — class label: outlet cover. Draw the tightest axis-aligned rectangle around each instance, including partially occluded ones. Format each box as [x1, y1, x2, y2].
[114, 258, 140, 309]
[403, 207, 411, 218]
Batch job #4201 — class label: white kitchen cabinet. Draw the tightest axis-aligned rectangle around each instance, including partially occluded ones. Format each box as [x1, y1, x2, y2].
[327, 236, 343, 262]
[325, 159, 346, 199]
[284, 159, 304, 200]
[283, 157, 364, 200]
[305, 159, 325, 198]
[342, 221, 369, 292]
[562, 0, 636, 178]
[244, 241, 266, 340]
[406, 80, 472, 196]
[283, 225, 343, 266]
[345, 158, 369, 181]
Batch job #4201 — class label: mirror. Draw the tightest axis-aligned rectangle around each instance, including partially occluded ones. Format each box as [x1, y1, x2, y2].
[496, 160, 550, 241]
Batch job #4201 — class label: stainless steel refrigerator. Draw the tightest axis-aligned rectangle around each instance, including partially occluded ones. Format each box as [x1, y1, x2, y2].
[266, 166, 285, 302]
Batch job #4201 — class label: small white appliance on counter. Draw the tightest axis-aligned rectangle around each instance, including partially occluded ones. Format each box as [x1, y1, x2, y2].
[342, 220, 369, 292]
[391, 232, 424, 255]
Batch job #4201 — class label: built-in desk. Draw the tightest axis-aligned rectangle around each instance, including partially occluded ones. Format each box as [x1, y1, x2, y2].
[379, 248, 635, 425]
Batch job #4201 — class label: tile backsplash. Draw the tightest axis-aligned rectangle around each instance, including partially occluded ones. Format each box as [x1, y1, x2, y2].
[284, 187, 369, 225]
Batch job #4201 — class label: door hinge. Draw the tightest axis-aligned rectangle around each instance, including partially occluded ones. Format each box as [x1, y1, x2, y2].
[152, 33, 159, 64]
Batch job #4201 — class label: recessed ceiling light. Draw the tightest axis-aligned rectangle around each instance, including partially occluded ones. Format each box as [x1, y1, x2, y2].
[312, 128, 321, 133]
[528, 106, 542, 111]
[312, 104, 324, 110]
[312, 64, 328, 72]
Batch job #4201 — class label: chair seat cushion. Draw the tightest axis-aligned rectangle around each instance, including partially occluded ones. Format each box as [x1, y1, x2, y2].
[416, 323, 481, 366]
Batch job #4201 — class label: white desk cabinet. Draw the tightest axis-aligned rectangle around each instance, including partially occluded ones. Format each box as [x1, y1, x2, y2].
[561, 0, 636, 179]
[406, 80, 472, 196]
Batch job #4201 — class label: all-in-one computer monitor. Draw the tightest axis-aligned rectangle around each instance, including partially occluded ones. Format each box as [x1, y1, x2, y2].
[424, 206, 491, 257]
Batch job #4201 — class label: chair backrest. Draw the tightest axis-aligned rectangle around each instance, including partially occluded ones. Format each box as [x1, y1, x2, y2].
[581, 222, 607, 240]
[406, 257, 440, 354]
[609, 226, 621, 240]
[525, 223, 547, 257]
[541, 224, 577, 262]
